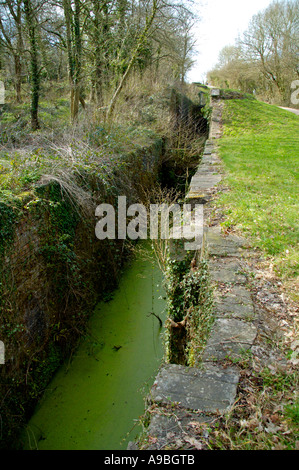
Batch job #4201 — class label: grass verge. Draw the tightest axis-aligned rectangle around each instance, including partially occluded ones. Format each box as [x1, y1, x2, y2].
[209, 96, 299, 450]
[216, 98, 298, 296]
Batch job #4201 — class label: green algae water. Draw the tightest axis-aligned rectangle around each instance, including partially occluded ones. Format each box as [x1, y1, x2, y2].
[21, 250, 166, 450]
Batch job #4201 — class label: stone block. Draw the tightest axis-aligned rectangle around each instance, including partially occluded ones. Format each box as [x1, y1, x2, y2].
[208, 258, 247, 284]
[203, 318, 257, 361]
[150, 363, 239, 413]
[213, 285, 255, 320]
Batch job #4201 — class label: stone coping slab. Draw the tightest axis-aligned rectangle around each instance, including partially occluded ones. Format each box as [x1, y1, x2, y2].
[203, 318, 257, 361]
[206, 227, 250, 257]
[147, 409, 213, 441]
[208, 258, 247, 284]
[150, 363, 240, 413]
[213, 285, 255, 320]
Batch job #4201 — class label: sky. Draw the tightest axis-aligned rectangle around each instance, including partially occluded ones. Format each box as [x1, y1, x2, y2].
[187, 0, 274, 83]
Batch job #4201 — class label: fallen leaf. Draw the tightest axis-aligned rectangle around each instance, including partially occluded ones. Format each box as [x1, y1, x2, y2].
[183, 436, 203, 450]
[272, 443, 286, 450]
[188, 421, 202, 427]
[265, 421, 280, 433]
[270, 414, 281, 424]
[248, 418, 263, 432]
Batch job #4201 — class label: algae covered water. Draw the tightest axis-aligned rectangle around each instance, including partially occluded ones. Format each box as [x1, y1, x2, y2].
[21, 250, 166, 450]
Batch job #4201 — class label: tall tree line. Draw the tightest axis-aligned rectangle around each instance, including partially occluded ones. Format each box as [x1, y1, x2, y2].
[207, 0, 299, 106]
[0, 0, 198, 127]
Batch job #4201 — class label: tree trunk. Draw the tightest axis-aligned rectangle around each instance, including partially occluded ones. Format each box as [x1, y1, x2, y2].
[14, 54, 22, 103]
[23, 0, 40, 130]
[63, 0, 82, 123]
[1, 0, 24, 103]
[71, 0, 81, 122]
[106, 0, 159, 122]
[15, 20, 23, 103]
[91, 0, 110, 107]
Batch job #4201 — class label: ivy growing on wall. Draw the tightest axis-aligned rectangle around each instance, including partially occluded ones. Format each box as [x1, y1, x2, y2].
[0, 199, 20, 257]
[163, 248, 214, 366]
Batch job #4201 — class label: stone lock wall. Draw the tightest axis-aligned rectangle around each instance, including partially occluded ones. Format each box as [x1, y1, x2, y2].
[0, 138, 164, 448]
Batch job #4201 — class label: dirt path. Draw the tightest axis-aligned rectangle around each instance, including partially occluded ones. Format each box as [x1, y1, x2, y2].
[279, 106, 299, 115]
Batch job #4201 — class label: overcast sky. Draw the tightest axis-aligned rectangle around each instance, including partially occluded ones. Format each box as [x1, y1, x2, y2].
[187, 0, 274, 83]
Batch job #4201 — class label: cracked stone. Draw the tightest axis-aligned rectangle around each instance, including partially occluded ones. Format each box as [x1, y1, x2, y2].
[150, 363, 239, 413]
[203, 318, 258, 361]
[213, 285, 255, 320]
[206, 226, 249, 257]
[208, 258, 247, 284]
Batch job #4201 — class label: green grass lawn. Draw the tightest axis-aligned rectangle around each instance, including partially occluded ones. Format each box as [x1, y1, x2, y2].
[217, 98, 299, 287]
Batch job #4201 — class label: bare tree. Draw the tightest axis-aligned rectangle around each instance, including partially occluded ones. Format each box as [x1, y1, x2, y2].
[106, 0, 160, 121]
[0, 0, 24, 102]
[23, 0, 40, 129]
[208, 0, 299, 105]
[241, 0, 299, 104]
[62, 0, 85, 123]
